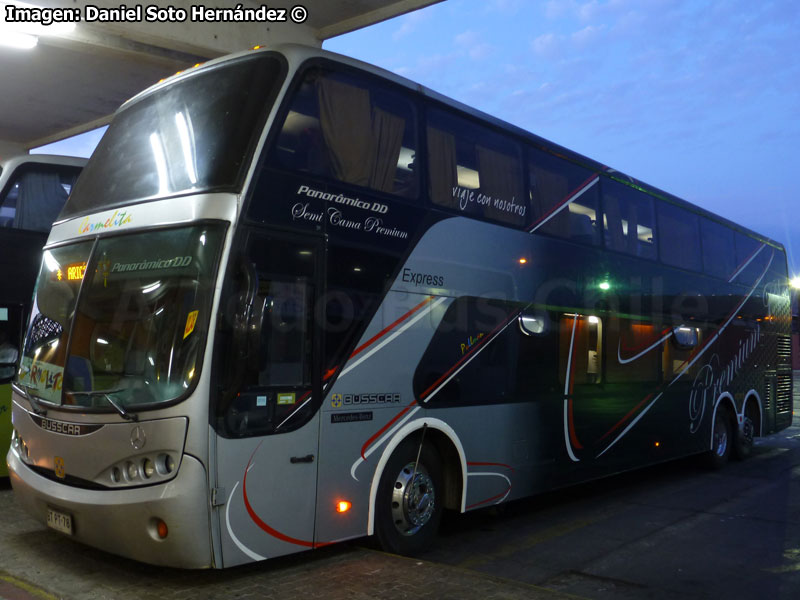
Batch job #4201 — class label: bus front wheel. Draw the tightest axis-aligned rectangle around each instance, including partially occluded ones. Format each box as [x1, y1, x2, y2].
[374, 438, 443, 556]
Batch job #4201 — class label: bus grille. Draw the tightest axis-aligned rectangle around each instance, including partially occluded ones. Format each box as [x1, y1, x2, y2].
[776, 374, 792, 414]
[777, 336, 792, 359]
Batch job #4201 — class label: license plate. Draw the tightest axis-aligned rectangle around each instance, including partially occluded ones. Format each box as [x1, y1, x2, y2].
[46, 508, 73, 535]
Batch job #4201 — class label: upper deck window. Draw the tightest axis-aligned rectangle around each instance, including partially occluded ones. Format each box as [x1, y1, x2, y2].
[527, 147, 600, 244]
[62, 54, 285, 219]
[427, 109, 526, 226]
[658, 202, 702, 272]
[602, 180, 656, 260]
[271, 67, 418, 199]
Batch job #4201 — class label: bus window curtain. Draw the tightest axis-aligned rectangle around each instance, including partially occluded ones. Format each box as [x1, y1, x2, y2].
[317, 78, 372, 187]
[427, 126, 458, 208]
[530, 165, 570, 237]
[626, 201, 641, 256]
[14, 171, 68, 232]
[603, 193, 625, 253]
[477, 145, 523, 224]
[370, 107, 405, 193]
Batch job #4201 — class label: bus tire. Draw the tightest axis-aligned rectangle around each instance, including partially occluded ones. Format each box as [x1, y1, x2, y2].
[733, 404, 757, 460]
[705, 406, 732, 469]
[374, 438, 443, 556]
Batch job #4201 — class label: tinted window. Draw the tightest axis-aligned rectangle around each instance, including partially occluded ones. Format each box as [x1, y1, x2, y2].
[602, 179, 656, 259]
[0, 164, 81, 231]
[701, 219, 736, 279]
[413, 296, 521, 406]
[528, 146, 600, 244]
[272, 67, 418, 199]
[219, 232, 317, 437]
[732, 232, 765, 285]
[427, 109, 527, 226]
[64, 54, 285, 218]
[658, 203, 702, 271]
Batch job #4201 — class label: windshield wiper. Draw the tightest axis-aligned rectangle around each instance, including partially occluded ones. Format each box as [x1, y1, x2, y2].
[69, 389, 138, 422]
[15, 383, 47, 416]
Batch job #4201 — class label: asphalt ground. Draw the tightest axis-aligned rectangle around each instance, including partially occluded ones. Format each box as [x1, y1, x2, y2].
[1, 376, 799, 599]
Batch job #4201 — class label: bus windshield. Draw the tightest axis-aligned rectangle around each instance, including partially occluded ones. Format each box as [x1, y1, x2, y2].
[16, 224, 225, 410]
[61, 53, 285, 219]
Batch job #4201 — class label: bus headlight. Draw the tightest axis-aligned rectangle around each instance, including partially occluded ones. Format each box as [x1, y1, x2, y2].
[142, 458, 155, 479]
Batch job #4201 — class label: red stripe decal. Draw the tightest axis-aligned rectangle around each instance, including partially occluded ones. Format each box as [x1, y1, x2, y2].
[360, 400, 418, 460]
[467, 461, 515, 473]
[349, 296, 435, 359]
[419, 309, 521, 401]
[242, 452, 331, 548]
[466, 488, 511, 510]
[568, 397, 583, 449]
[599, 392, 655, 442]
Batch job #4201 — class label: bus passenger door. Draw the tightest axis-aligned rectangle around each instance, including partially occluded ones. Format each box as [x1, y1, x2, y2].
[213, 231, 323, 567]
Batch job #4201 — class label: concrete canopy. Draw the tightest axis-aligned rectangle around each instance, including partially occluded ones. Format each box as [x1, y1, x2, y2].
[0, 0, 441, 153]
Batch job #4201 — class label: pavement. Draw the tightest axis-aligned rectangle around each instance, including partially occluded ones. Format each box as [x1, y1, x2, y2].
[0, 479, 578, 600]
[1, 372, 799, 599]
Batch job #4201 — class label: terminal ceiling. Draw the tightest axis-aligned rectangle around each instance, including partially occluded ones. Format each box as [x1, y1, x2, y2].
[0, 0, 441, 153]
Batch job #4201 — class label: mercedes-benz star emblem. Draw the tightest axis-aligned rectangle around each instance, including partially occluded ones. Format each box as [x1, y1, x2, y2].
[130, 425, 146, 450]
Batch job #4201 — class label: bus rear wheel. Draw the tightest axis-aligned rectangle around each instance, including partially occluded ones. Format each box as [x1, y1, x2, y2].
[374, 438, 443, 556]
[733, 404, 757, 460]
[705, 406, 732, 469]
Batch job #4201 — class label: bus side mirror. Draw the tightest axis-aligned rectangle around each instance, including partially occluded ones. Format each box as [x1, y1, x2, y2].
[672, 326, 699, 349]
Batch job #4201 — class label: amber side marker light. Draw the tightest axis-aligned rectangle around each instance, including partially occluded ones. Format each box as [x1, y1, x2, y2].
[156, 519, 169, 539]
[336, 501, 352, 513]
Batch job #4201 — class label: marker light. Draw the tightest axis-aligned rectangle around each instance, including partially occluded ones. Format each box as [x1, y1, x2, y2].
[156, 519, 168, 539]
[588, 316, 599, 324]
[336, 501, 352, 513]
[790, 277, 800, 289]
[518, 258, 528, 265]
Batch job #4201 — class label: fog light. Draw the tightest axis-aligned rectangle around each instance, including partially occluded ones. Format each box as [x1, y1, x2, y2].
[111, 467, 121, 483]
[156, 519, 168, 539]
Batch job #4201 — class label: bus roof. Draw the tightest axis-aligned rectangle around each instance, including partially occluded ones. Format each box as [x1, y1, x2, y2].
[119, 44, 783, 252]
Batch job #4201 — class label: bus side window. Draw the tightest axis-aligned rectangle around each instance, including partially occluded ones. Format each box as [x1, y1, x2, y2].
[271, 68, 419, 199]
[528, 146, 600, 244]
[0, 164, 81, 231]
[701, 219, 736, 280]
[657, 202, 702, 272]
[732, 231, 765, 285]
[558, 314, 602, 386]
[0, 305, 20, 382]
[426, 108, 527, 227]
[221, 233, 316, 437]
[605, 318, 660, 383]
[601, 180, 656, 259]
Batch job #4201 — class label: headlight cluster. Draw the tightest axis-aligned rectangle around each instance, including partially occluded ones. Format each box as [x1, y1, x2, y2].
[10, 429, 30, 463]
[108, 453, 178, 486]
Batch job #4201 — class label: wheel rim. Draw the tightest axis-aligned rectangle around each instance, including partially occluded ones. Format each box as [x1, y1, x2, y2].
[741, 416, 754, 447]
[714, 413, 728, 457]
[391, 462, 435, 536]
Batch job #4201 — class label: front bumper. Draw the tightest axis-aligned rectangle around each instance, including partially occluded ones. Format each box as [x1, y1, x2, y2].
[8, 447, 213, 568]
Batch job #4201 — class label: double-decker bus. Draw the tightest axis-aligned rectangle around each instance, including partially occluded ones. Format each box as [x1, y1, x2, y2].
[0, 154, 85, 477]
[6, 45, 792, 568]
